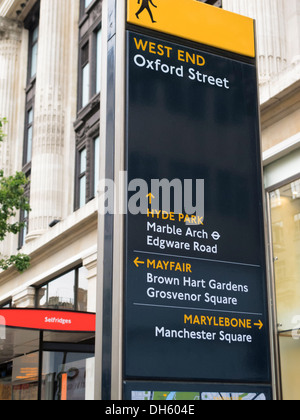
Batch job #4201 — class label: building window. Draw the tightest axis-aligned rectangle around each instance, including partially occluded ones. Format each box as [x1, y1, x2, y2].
[78, 28, 102, 111]
[94, 136, 100, 197]
[19, 207, 29, 249]
[29, 25, 39, 80]
[36, 266, 89, 312]
[74, 0, 102, 210]
[75, 133, 100, 209]
[85, 0, 93, 9]
[198, 0, 222, 7]
[96, 29, 102, 94]
[23, 108, 33, 166]
[23, 3, 39, 170]
[80, 0, 95, 15]
[0, 301, 12, 309]
[295, 213, 300, 238]
[79, 148, 87, 208]
[80, 42, 90, 109]
[77, 1, 102, 112]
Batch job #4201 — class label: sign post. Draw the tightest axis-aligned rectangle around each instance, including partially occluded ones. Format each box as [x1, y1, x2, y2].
[123, 0, 272, 400]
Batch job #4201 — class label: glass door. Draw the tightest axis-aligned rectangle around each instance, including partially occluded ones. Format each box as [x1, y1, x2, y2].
[41, 350, 94, 400]
[269, 178, 300, 400]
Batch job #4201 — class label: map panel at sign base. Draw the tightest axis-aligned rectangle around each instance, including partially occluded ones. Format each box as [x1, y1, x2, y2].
[124, 382, 273, 401]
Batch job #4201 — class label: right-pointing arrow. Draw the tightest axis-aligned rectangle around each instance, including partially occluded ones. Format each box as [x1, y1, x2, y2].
[254, 320, 263, 330]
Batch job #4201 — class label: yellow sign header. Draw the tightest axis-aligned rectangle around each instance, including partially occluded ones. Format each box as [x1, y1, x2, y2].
[127, 0, 255, 58]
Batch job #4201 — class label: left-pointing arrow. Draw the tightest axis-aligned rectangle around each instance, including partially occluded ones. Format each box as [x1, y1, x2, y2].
[134, 257, 145, 268]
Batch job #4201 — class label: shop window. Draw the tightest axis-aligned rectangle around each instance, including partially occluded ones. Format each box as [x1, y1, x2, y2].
[0, 332, 95, 400]
[12, 353, 39, 400]
[269, 177, 300, 400]
[36, 267, 88, 312]
[0, 363, 12, 400]
[291, 180, 300, 199]
[294, 213, 300, 238]
[270, 189, 282, 208]
[41, 351, 94, 400]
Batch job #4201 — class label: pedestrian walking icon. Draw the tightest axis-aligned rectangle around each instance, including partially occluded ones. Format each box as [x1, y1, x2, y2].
[136, 0, 157, 24]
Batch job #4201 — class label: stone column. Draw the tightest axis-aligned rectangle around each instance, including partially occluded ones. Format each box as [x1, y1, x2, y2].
[223, 0, 287, 83]
[27, 0, 78, 241]
[0, 17, 22, 176]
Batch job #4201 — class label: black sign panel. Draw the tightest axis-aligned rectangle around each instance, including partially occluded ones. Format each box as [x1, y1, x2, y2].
[125, 31, 271, 384]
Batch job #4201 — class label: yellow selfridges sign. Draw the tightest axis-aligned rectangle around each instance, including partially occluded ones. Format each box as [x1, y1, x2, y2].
[127, 0, 255, 58]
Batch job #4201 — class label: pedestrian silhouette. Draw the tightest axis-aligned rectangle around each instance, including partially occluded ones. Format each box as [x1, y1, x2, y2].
[136, 0, 157, 24]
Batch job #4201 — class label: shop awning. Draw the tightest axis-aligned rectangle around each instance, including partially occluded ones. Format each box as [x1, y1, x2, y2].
[0, 309, 96, 333]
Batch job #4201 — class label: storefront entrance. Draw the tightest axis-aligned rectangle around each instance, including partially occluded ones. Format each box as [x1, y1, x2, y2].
[0, 310, 95, 400]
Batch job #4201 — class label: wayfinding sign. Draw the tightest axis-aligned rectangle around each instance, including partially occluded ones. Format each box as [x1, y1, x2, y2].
[124, 0, 272, 398]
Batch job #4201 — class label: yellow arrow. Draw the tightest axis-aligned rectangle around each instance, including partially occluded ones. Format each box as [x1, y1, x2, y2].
[134, 257, 145, 268]
[254, 320, 263, 330]
[146, 193, 155, 205]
